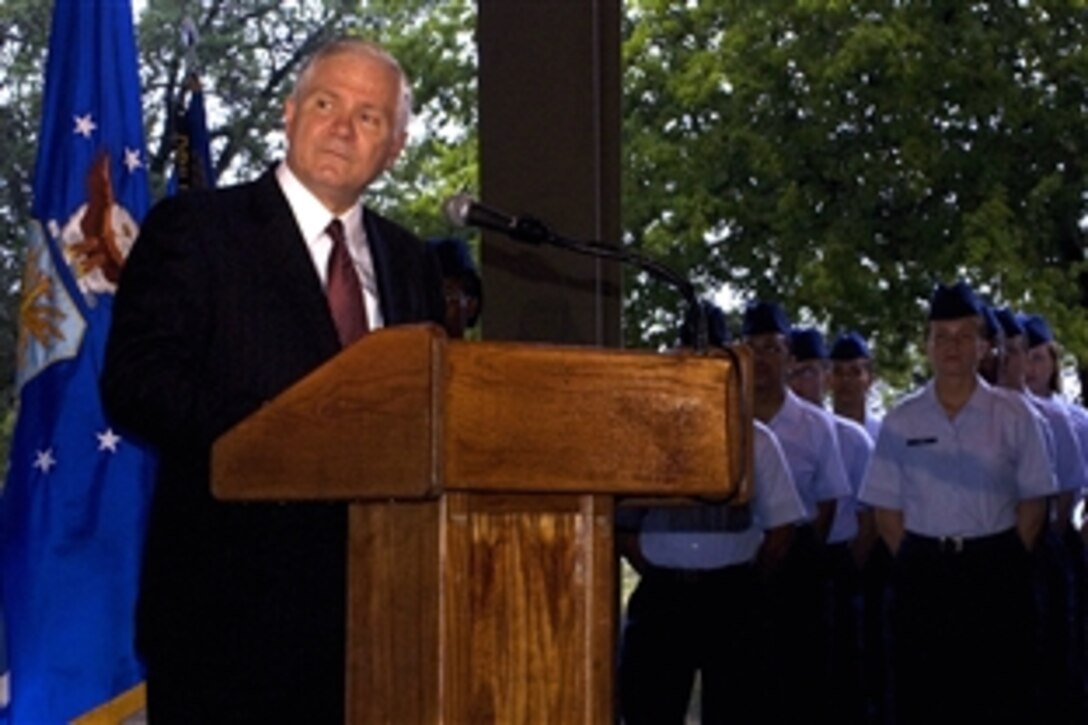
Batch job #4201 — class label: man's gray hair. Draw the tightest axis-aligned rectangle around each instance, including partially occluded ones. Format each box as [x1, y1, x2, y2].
[292, 37, 413, 137]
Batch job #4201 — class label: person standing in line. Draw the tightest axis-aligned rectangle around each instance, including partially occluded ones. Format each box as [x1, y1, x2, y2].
[100, 38, 444, 722]
[828, 330, 891, 723]
[994, 306, 1086, 723]
[829, 331, 882, 440]
[1022, 311, 1088, 721]
[742, 302, 851, 722]
[859, 280, 1054, 725]
[1023, 314, 1088, 536]
[788, 327, 874, 725]
[617, 302, 806, 724]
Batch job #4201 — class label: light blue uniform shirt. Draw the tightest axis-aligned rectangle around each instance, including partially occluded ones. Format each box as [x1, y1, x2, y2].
[767, 389, 852, 523]
[1066, 402, 1088, 465]
[638, 421, 807, 569]
[863, 413, 882, 442]
[827, 415, 874, 545]
[1028, 393, 1087, 493]
[859, 378, 1056, 538]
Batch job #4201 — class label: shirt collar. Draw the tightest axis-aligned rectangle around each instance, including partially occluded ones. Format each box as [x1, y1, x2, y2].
[772, 388, 805, 427]
[922, 375, 992, 416]
[275, 161, 363, 246]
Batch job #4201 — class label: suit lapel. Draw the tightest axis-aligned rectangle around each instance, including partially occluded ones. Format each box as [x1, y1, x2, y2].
[248, 171, 341, 354]
[364, 207, 399, 325]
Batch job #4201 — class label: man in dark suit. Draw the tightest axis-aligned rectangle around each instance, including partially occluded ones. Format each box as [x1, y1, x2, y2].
[101, 38, 444, 722]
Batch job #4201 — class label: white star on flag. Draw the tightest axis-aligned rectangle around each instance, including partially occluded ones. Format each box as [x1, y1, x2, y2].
[97, 428, 122, 453]
[73, 113, 97, 138]
[123, 147, 142, 173]
[33, 449, 57, 473]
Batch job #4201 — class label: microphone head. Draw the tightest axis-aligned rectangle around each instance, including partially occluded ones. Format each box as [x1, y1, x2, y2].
[443, 193, 474, 228]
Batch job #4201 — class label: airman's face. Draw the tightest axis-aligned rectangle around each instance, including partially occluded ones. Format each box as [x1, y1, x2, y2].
[926, 317, 985, 381]
[1025, 344, 1057, 396]
[747, 333, 790, 394]
[830, 358, 873, 409]
[788, 359, 827, 405]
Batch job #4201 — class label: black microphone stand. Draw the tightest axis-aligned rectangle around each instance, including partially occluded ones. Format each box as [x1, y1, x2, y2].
[501, 214, 709, 353]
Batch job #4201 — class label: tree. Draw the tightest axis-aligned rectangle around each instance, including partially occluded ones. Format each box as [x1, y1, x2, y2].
[621, 0, 1087, 391]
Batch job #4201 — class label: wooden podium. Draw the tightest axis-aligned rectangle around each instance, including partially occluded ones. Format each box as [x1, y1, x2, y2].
[211, 324, 751, 723]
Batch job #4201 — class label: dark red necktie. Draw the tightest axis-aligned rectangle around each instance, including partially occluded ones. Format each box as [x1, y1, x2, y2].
[325, 218, 369, 346]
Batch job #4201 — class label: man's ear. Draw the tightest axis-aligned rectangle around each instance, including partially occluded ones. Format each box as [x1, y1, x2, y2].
[284, 97, 296, 130]
[384, 131, 408, 171]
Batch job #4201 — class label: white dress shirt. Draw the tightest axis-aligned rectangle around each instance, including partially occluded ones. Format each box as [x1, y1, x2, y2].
[275, 162, 384, 328]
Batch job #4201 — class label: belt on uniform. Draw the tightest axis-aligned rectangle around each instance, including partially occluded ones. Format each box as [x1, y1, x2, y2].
[906, 528, 1017, 555]
[644, 563, 752, 585]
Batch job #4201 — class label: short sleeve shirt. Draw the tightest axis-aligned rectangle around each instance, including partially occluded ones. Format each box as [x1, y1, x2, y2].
[638, 421, 807, 569]
[1029, 393, 1087, 493]
[859, 378, 1055, 538]
[827, 415, 874, 544]
[767, 389, 852, 522]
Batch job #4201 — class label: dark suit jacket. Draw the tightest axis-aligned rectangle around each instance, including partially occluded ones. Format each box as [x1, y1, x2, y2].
[101, 169, 444, 721]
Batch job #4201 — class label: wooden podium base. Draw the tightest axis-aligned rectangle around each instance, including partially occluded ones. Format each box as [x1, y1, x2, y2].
[347, 493, 614, 723]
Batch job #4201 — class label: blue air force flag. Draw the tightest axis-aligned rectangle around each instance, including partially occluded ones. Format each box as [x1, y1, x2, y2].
[0, 0, 156, 721]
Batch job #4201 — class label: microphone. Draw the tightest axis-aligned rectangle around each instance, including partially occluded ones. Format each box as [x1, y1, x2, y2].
[443, 193, 550, 244]
[442, 193, 702, 346]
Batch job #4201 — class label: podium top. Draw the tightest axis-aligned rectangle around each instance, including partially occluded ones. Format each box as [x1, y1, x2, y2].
[212, 324, 752, 503]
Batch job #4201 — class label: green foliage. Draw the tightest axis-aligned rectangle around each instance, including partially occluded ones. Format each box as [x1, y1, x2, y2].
[621, 0, 1088, 389]
[363, 0, 479, 238]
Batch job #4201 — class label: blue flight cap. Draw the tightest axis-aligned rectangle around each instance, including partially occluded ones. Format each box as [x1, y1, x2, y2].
[829, 331, 871, 361]
[679, 300, 731, 348]
[1020, 314, 1054, 349]
[742, 301, 790, 337]
[789, 327, 828, 362]
[928, 280, 981, 321]
[428, 236, 479, 280]
[993, 307, 1024, 339]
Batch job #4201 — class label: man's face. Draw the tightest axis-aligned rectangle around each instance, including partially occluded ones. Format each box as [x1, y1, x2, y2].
[747, 332, 790, 395]
[284, 51, 406, 213]
[926, 316, 985, 381]
[830, 358, 873, 409]
[788, 358, 827, 405]
[1025, 344, 1056, 396]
